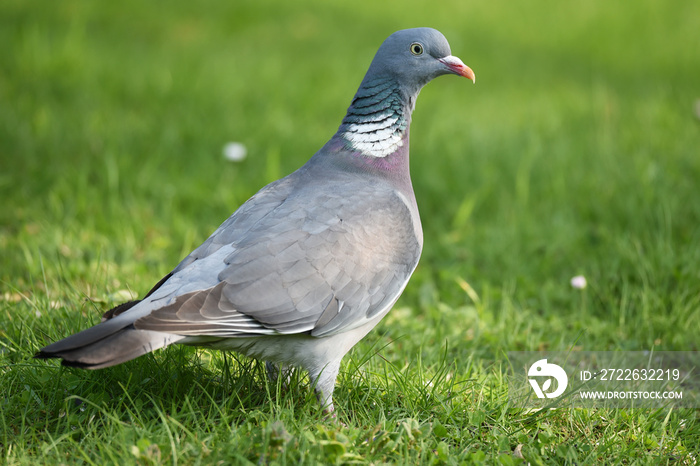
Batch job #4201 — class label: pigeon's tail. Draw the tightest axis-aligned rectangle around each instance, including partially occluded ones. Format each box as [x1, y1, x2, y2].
[35, 304, 185, 369]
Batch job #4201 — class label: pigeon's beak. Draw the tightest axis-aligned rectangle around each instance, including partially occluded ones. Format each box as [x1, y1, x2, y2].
[439, 56, 475, 84]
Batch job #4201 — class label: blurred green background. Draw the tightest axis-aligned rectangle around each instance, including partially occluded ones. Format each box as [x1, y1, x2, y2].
[2, 0, 700, 463]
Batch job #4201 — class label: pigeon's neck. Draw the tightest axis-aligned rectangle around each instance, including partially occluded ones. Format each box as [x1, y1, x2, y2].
[337, 77, 414, 158]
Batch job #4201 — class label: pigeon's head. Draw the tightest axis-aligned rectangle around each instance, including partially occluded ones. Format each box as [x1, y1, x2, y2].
[365, 28, 475, 94]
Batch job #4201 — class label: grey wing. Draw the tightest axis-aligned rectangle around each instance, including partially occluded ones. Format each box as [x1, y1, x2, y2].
[171, 175, 299, 271]
[134, 178, 422, 338]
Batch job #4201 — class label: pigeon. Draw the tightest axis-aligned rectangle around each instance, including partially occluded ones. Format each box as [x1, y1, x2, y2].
[36, 27, 475, 413]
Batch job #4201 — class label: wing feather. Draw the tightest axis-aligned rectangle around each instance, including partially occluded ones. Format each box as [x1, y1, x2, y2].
[134, 171, 422, 338]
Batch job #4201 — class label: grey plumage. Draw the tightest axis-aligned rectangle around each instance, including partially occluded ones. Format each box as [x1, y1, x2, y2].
[36, 27, 475, 413]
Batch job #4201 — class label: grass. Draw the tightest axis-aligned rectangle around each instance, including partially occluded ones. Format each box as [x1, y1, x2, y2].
[2, 0, 699, 463]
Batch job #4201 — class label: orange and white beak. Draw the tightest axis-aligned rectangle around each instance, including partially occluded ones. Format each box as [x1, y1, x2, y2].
[439, 55, 476, 83]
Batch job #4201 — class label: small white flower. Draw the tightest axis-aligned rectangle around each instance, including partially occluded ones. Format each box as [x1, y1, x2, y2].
[570, 275, 587, 289]
[223, 142, 247, 162]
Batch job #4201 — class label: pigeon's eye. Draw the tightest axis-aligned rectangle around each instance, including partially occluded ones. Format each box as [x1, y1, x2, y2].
[409, 43, 423, 55]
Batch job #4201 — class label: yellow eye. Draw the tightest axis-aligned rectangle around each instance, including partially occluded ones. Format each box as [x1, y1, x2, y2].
[410, 43, 423, 55]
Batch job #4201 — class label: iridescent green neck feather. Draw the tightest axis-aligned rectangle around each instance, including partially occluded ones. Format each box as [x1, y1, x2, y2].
[339, 78, 410, 158]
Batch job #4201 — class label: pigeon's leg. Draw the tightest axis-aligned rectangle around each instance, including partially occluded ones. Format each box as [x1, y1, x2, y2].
[265, 361, 295, 389]
[308, 360, 341, 415]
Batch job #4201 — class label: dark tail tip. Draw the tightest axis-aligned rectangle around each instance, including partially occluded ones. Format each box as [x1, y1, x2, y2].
[33, 350, 95, 368]
[34, 351, 54, 360]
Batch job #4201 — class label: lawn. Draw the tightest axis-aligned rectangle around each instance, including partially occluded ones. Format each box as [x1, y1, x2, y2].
[2, 0, 699, 463]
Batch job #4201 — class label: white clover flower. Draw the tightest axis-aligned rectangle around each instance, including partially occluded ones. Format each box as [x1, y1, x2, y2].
[223, 142, 247, 162]
[570, 275, 587, 289]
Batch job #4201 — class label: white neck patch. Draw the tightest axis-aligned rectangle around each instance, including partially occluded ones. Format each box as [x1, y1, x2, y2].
[341, 113, 405, 158]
